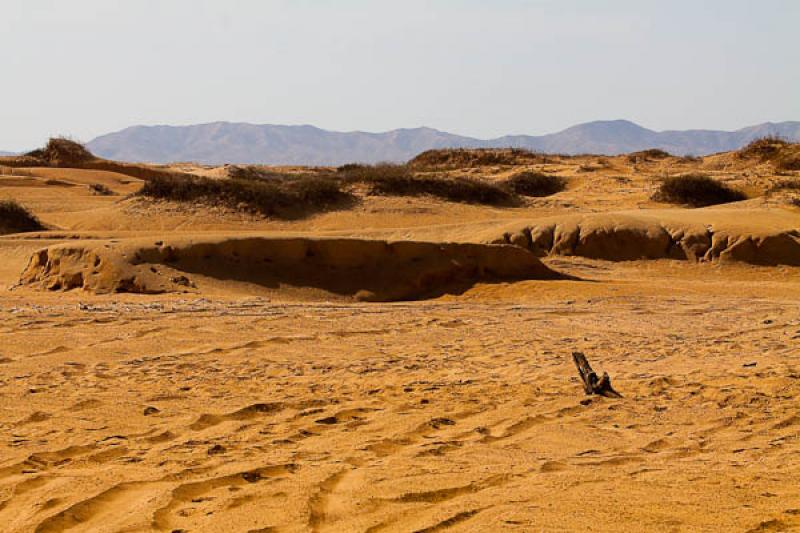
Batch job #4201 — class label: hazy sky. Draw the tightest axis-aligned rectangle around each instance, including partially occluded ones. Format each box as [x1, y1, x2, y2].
[2, 0, 798, 150]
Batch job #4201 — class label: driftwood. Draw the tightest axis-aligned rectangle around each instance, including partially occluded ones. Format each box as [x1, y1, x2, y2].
[571, 351, 622, 398]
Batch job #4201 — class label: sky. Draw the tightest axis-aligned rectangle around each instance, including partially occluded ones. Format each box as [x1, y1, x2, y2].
[2, 0, 799, 150]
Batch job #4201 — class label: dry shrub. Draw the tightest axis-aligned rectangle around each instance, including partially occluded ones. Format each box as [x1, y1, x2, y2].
[770, 179, 800, 192]
[335, 163, 409, 182]
[26, 137, 94, 166]
[226, 165, 298, 180]
[738, 137, 800, 171]
[774, 150, 800, 171]
[336, 163, 364, 173]
[338, 163, 517, 205]
[0, 200, 45, 234]
[137, 174, 354, 218]
[738, 136, 788, 159]
[408, 148, 546, 170]
[627, 148, 671, 163]
[17, 138, 186, 183]
[504, 171, 566, 197]
[89, 183, 115, 195]
[653, 174, 746, 207]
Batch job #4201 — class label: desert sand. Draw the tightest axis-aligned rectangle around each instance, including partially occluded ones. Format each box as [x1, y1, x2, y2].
[0, 144, 799, 532]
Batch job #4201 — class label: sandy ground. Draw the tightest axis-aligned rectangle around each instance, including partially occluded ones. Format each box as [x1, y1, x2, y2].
[0, 153, 799, 532]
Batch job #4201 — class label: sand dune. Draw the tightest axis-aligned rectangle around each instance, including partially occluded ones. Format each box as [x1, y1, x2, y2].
[1, 142, 799, 531]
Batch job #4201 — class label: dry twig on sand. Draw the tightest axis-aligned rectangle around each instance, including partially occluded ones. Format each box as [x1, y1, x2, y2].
[571, 351, 622, 398]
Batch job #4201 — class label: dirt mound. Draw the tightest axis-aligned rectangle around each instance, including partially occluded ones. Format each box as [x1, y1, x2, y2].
[737, 136, 790, 160]
[484, 209, 800, 266]
[0, 138, 194, 182]
[408, 148, 549, 169]
[26, 137, 95, 167]
[737, 137, 800, 171]
[16, 236, 563, 300]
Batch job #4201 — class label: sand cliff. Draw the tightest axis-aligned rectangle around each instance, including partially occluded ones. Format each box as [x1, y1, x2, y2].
[485, 209, 800, 265]
[17, 236, 562, 301]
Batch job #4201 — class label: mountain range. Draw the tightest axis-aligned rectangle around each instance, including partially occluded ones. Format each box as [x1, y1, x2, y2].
[7, 120, 800, 165]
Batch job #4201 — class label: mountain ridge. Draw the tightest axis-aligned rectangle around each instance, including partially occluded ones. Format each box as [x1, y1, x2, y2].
[58, 119, 800, 165]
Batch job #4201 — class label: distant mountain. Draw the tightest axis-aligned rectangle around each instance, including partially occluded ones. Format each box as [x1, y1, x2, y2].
[0, 151, 16, 156]
[86, 120, 800, 165]
[89, 123, 481, 166]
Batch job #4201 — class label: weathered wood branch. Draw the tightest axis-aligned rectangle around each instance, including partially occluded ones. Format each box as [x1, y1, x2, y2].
[571, 351, 622, 398]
